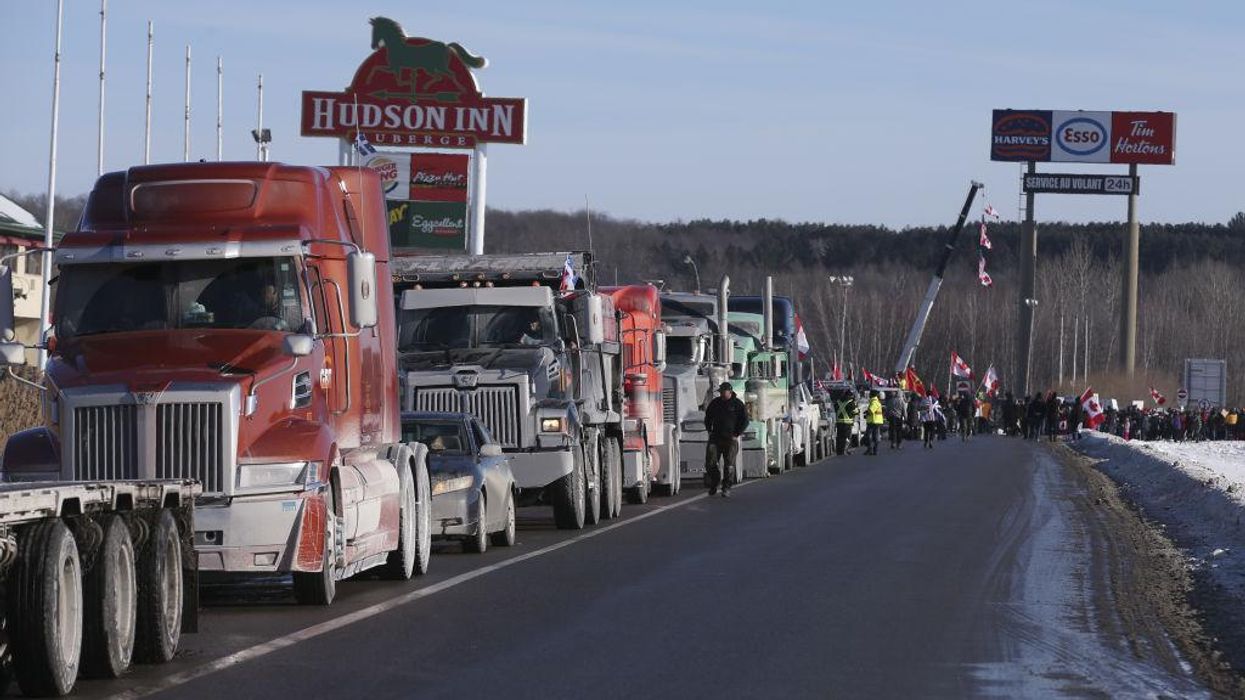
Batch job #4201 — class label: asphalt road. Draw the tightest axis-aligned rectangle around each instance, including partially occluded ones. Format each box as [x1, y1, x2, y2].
[74, 436, 1211, 699]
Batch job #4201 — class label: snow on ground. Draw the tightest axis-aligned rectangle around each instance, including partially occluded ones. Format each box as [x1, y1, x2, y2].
[1072, 433, 1245, 602]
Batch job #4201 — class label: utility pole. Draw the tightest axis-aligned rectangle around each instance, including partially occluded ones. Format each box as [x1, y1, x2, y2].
[216, 56, 223, 160]
[183, 45, 191, 162]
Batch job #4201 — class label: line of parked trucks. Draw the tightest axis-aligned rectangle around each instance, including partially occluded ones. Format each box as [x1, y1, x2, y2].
[0, 162, 834, 696]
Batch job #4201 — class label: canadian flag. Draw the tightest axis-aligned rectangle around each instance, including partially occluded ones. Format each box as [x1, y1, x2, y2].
[559, 254, 578, 293]
[1149, 386, 1167, 406]
[978, 255, 993, 287]
[950, 351, 974, 379]
[832, 362, 844, 382]
[979, 219, 993, 250]
[862, 368, 878, 386]
[981, 365, 1000, 396]
[983, 204, 1000, 219]
[794, 314, 811, 359]
[1079, 387, 1105, 429]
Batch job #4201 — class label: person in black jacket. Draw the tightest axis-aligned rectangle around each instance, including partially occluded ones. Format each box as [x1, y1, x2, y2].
[704, 382, 748, 497]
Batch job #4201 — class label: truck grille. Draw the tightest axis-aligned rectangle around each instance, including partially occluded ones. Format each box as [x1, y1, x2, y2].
[662, 378, 677, 424]
[414, 386, 521, 448]
[74, 405, 140, 481]
[156, 403, 225, 493]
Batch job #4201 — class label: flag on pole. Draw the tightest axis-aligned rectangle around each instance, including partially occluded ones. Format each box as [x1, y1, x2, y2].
[862, 368, 878, 386]
[905, 366, 927, 397]
[1079, 387, 1105, 429]
[950, 351, 974, 379]
[794, 313, 811, 359]
[832, 363, 844, 382]
[983, 204, 1000, 219]
[1149, 386, 1167, 406]
[559, 254, 578, 293]
[981, 365, 1000, 396]
[353, 132, 376, 156]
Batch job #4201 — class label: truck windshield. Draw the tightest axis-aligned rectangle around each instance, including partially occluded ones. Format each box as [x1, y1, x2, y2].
[666, 337, 696, 364]
[399, 305, 557, 352]
[55, 257, 308, 343]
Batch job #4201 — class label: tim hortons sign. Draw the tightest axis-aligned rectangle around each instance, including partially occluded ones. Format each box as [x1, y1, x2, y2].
[301, 17, 527, 148]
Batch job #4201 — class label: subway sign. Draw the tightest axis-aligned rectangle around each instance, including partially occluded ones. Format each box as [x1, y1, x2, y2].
[991, 110, 1175, 165]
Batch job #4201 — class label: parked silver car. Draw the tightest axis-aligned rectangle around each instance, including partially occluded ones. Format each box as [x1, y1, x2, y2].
[401, 412, 517, 553]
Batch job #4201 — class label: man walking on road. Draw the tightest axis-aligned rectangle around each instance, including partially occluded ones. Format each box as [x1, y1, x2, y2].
[866, 391, 884, 456]
[834, 391, 858, 456]
[704, 382, 747, 497]
[886, 390, 907, 450]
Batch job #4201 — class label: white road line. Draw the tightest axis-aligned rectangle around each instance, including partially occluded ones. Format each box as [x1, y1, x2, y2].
[120, 481, 753, 698]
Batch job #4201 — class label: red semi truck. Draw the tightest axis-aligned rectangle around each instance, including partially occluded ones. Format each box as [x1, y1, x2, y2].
[0, 162, 432, 606]
[603, 285, 678, 501]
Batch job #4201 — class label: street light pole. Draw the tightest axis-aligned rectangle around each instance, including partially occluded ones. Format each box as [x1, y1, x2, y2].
[682, 255, 700, 294]
[829, 275, 854, 369]
[1023, 297, 1039, 397]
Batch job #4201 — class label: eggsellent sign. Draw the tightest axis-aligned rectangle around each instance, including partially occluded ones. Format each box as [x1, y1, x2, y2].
[991, 110, 1175, 165]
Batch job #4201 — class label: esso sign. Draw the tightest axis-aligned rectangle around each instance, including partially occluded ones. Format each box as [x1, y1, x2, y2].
[1051, 111, 1112, 162]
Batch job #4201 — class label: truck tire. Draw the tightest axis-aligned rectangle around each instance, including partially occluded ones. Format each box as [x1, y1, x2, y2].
[414, 458, 432, 575]
[600, 437, 622, 519]
[382, 465, 420, 579]
[294, 490, 336, 606]
[81, 516, 137, 679]
[795, 447, 808, 467]
[584, 444, 602, 526]
[598, 440, 614, 521]
[671, 442, 682, 495]
[10, 519, 82, 697]
[134, 509, 183, 664]
[552, 448, 587, 530]
[490, 491, 516, 547]
[0, 611, 12, 696]
[465, 492, 488, 554]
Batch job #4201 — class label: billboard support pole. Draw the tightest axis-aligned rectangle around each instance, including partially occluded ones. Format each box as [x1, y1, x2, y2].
[468, 143, 487, 255]
[1121, 162, 1140, 377]
[1017, 161, 1038, 398]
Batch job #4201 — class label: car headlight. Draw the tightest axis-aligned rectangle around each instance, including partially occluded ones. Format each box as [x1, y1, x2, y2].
[541, 417, 565, 433]
[237, 461, 311, 490]
[432, 474, 474, 496]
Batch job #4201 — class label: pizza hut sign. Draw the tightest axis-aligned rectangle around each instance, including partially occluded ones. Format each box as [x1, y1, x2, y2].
[991, 110, 1175, 165]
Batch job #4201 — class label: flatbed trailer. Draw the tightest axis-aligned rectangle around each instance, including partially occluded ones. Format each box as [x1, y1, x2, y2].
[0, 479, 198, 697]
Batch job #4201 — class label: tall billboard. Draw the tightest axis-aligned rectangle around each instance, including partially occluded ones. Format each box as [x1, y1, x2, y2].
[364, 151, 470, 249]
[991, 110, 1175, 164]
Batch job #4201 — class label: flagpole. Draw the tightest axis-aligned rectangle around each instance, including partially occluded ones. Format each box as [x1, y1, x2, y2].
[183, 44, 191, 162]
[144, 20, 153, 164]
[216, 56, 223, 160]
[96, 0, 107, 176]
[38, 0, 66, 372]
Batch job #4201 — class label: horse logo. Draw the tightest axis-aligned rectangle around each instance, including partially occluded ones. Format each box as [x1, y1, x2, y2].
[368, 17, 487, 103]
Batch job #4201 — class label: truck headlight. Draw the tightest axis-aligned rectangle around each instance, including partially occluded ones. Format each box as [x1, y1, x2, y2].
[432, 474, 474, 495]
[237, 461, 311, 490]
[743, 430, 757, 441]
[541, 417, 565, 433]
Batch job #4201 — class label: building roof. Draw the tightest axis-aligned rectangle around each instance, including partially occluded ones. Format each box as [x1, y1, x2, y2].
[0, 194, 45, 243]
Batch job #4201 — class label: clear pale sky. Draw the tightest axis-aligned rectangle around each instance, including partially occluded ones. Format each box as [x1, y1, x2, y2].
[2, 1, 1241, 227]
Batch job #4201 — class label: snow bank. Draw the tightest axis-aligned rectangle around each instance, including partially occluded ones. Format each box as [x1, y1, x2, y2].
[1071, 433, 1245, 599]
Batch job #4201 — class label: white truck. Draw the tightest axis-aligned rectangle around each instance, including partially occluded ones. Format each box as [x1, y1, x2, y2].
[0, 479, 198, 696]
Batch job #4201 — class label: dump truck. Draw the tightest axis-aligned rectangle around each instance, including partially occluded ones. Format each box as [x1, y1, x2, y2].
[393, 252, 624, 529]
[603, 284, 677, 501]
[0, 162, 433, 608]
[0, 479, 198, 696]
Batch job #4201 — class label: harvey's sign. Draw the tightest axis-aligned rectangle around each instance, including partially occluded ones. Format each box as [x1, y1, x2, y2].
[300, 17, 526, 148]
[990, 110, 1175, 165]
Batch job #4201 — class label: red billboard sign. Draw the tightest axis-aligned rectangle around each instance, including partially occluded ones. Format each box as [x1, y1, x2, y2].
[300, 18, 526, 148]
[991, 109, 1175, 165]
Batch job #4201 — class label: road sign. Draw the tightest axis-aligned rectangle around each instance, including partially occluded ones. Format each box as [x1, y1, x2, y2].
[1177, 387, 1189, 406]
[956, 380, 972, 394]
[1023, 173, 1138, 195]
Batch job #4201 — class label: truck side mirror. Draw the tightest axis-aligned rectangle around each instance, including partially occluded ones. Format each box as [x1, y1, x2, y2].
[584, 294, 605, 345]
[654, 330, 667, 372]
[0, 342, 26, 366]
[0, 264, 16, 347]
[283, 334, 315, 357]
[347, 250, 378, 329]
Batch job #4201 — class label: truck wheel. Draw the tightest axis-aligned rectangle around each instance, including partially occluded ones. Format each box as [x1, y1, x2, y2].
[465, 492, 489, 554]
[134, 509, 183, 663]
[552, 449, 587, 530]
[795, 448, 808, 467]
[82, 516, 137, 678]
[0, 610, 12, 696]
[598, 440, 614, 521]
[382, 467, 419, 579]
[625, 477, 648, 505]
[584, 445, 602, 526]
[294, 490, 336, 606]
[490, 492, 516, 547]
[414, 459, 432, 575]
[672, 443, 682, 495]
[10, 519, 82, 697]
[602, 438, 623, 518]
